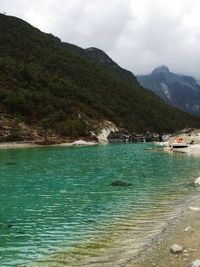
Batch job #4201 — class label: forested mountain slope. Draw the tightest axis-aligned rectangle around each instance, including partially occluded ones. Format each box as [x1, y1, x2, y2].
[0, 14, 199, 140]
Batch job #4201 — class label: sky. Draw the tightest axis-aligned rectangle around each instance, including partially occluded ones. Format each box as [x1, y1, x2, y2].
[1, 0, 200, 78]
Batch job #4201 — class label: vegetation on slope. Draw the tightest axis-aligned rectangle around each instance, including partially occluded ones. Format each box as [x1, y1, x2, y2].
[0, 14, 199, 140]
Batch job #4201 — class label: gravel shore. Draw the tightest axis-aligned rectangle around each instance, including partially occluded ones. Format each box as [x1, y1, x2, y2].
[124, 195, 200, 267]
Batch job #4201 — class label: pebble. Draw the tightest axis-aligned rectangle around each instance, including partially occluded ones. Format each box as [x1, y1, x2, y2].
[189, 207, 200, 211]
[188, 259, 200, 267]
[189, 248, 198, 252]
[184, 227, 192, 232]
[170, 244, 183, 253]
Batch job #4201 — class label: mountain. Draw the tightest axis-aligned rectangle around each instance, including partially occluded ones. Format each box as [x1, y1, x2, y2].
[63, 44, 138, 84]
[137, 66, 200, 114]
[0, 14, 199, 141]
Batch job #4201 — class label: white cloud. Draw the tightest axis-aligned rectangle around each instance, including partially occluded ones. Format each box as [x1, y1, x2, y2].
[1, 0, 200, 78]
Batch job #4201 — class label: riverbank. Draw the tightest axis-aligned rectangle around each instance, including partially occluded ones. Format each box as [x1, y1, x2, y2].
[124, 195, 200, 267]
[0, 140, 98, 149]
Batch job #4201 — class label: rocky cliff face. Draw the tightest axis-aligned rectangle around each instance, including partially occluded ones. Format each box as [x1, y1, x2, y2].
[137, 66, 200, 114]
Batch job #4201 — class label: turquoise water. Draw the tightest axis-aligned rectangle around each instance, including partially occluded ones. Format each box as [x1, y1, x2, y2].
[0, 143, 200, 266]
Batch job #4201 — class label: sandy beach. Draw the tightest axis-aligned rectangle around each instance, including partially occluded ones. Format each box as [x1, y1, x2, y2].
[124, 195, 200, 267]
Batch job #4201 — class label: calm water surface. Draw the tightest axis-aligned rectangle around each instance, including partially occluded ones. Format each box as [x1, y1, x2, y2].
[0, 143, 200, 266]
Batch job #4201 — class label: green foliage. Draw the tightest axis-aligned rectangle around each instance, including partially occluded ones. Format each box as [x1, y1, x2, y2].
[0, 13, 199, 137]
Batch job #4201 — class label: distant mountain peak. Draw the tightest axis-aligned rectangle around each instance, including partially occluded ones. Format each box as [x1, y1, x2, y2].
[137, 66, 200, 114]
[152, 65, 170, 74]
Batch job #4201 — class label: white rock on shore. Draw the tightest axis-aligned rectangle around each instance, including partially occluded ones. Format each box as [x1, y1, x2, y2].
[170, 244, 183, 253]
[194, 177, 200, 187]
[97, 121, 118, 143]
[188, 259, 200, 267]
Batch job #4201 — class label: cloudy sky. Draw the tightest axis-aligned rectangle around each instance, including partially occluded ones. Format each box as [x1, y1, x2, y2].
[1, 0, 200, 78]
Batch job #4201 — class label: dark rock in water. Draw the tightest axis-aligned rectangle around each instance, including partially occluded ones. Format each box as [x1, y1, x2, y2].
[111, 180, 132, 187]
[7, 224, 14, 228]
[6, 162, 17, 165]
[17, 231, 25, 234]
[84, 219, 96, 223]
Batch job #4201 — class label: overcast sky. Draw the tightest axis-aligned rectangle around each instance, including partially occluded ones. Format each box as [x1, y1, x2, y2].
[1, 0, 200, 78]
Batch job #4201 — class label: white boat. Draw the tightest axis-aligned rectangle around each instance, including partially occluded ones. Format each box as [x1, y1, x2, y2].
[170, 143, 190, 153]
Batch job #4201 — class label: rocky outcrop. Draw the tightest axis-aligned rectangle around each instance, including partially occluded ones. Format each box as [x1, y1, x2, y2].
[107, 129, 161, 143]
[108, 129, 130, 143]
[97, 121, 118, 143]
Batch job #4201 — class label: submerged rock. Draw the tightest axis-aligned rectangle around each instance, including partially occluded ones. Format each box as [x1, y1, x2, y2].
[170, 244, 183, 253]
[7, 224, 14, 229]
[188, 259, 200, 267]
[111, 180, 132, 187]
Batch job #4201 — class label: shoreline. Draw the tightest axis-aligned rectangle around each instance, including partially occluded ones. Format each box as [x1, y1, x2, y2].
[123, 193, 200, 267]
[25, 189, 200, 267]
[0, 140, 99, 149]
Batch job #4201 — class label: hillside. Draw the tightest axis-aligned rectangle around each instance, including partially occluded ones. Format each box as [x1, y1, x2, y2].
[63, 43, 137, 84]
[137, 66, 200, 114]
[0, 14, 199, 141]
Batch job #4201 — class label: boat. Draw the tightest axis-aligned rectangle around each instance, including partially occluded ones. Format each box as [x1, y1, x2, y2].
[170, 143, 190, 153]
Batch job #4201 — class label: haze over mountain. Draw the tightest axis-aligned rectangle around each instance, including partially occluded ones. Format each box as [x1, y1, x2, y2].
[137, 66, 200, 115]
[0, 14, 199, 141]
